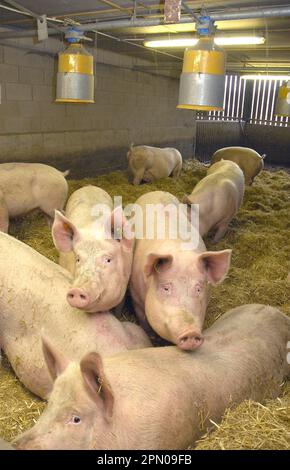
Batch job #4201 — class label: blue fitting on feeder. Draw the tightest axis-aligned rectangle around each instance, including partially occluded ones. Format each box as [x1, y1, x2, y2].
[65, 28, 83, 44]
[196, 15, 216, 37]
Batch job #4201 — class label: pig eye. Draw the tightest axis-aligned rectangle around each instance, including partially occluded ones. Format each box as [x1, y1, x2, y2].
[71, 415, 81, 424]
[161, 283, 172, 294]
[76, 256, 80, 263]
[104, 256, 112, 264]
[195, 284, 202, 295]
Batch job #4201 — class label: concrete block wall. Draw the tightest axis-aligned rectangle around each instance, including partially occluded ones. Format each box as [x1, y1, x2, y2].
[0, 37, 195, 177]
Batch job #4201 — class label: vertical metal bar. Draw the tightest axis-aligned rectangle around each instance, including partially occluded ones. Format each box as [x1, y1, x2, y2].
[231, 75, 237, 119]
[279, 80, 284, 127]
[254, 79, 261, 124]
[264, 79, 272, 125]
[259, 79, 266, 124]
[271, 81, 278, 126]
[269, 80, 275, 125]
[222, 74, 228, 120]
[250, 79, 257, 123]
[236, 76, 242, 118]
[227, 75, 233, 118]
[241, 79, 246, 120]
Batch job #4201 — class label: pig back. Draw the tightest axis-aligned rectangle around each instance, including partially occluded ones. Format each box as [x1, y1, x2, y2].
[204, 304, 290, 391]
[65, 185, 113, 228]
[100, 304, 290, 449]
[211, 147, 263, 182]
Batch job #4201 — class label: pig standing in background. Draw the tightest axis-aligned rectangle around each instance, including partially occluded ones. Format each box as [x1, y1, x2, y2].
[52, 185, 133, 312]
[15, 304, 290, 450]
[0, 163, 69, 232]
[183, 160, 245, 242]
[130, 191, 231, 350]
[0, 232, 151, 399]
[211, 146, 266, 185]
[127, 144, 182, 185]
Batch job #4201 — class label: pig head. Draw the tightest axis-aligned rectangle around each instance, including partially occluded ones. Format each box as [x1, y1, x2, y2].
[52, 206, 134, 312]
[143, 249, 232, 350]
[14, 338, 114, 450]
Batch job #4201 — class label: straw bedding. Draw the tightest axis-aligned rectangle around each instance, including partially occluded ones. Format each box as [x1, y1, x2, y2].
[0, 160, 290, 449]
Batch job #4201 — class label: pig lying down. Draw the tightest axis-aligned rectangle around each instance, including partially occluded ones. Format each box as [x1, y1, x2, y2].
[15, 304, 290, 450]
[0, 232, 151, 399]
[127, 144, 183, 185]
[0, 163, 69, 232]
[52, 185, 133, 312]
[211, 146, 266, 185]
[183, 160, 245, 242]
[130, 191, 231, 350]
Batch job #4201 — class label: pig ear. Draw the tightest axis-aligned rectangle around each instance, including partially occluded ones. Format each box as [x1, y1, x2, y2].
[41, 336, 69, 382]
[198, 249, 232, 285]
[80, 352, 114, 421]
[144, 253, 174, 277]
[111, 206, 134, 253]
[52, 210, 79, 252]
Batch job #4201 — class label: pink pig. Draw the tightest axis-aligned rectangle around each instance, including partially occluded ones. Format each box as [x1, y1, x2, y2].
[183, 160, 245, 242]
[14, 304, 290, 450]
[130, 191, 231, 350]
[0, 232, 151, 399]
[0, 163, 69, 232]
[52, 185, 133, 312]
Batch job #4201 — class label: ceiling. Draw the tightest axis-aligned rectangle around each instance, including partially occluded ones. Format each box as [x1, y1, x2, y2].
[0, 1, 290, 75]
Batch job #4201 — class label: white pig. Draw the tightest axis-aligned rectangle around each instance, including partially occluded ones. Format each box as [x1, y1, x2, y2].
[52, 186, 133, 312]
[0, 163, 69, 232]
[129, 191, 231, 350]
[183, 160, 245, 242]
[14, 304, 290, 450]
[127, 144, 182, 185]
[211, 147, 266, 185]
[0, 232, 151, 399]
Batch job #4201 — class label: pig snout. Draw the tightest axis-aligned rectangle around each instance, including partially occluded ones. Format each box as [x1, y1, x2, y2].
[177, 330, 204, 351]
[16, 440, 43, 450]
[13, 434, 42, 450]
[67, 287, 91, 309]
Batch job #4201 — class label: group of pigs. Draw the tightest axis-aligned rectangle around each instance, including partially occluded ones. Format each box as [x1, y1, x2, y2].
[0, 146, 289, 450]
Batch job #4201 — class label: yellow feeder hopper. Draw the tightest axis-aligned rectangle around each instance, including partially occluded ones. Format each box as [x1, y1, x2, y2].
[177, 36, 226, 111]
[56, 29, 94, 104]
[177, 16, 226, 111]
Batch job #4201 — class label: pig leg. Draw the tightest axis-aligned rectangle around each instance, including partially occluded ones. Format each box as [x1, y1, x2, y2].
[213, 221, 229, 243]
[0, 193, 9, 233]
[171, 161, 182, 179]
[40, 200, 66, 228]
[39, 188, 68, 228]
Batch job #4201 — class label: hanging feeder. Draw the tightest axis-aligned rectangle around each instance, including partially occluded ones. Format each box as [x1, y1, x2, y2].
[177, 16, 226, 111]
[55, 28, 94, 104]
[274, 80, 290, 117]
